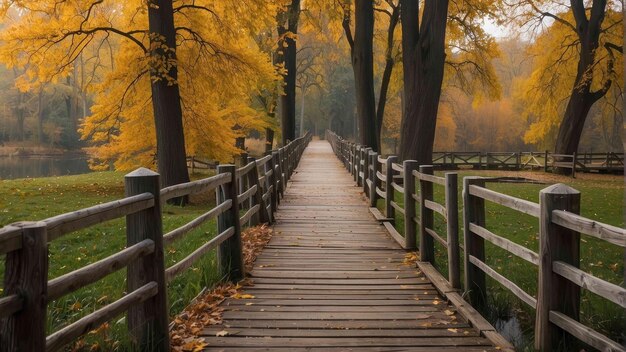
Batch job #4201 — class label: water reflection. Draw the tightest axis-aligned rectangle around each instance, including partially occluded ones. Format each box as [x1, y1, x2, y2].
[0, 155, 91, 180]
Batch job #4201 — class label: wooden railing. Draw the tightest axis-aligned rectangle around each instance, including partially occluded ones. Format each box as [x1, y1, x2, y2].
[326, 130, 625, 352]
[429, 151, 624, 177]
[0, 132, 312, 351]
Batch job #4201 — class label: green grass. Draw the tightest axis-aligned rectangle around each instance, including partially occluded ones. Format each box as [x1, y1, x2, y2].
[376, 169, 624, 350]
[0, 171, 227, 350]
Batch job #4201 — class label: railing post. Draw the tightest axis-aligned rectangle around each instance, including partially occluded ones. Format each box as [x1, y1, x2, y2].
[572, 152, 577, 178]
[217, 165, 244, 282]
[278, 148, 286, 197]
[362, 147, 372, 195]
[369, 151, 379, 207]
[535, 184, 581, 352]
[463, 176, 487, 309]
[271, 151, 280, 207]
[355, 146, 362, 186]
[403, 160, 419, 250]
[247, 157, 265, 225]
[445, 173, 461, 289]
[124, 168, 169, 351]
[544, 150, 549, 173]
[263, 157, 275, 223]
[385, 156, 397, 219]
[0, 221, 48, 352]
[419, 165, 434, 263]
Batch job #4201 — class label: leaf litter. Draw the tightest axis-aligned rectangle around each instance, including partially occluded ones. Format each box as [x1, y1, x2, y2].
[170, 224, 272, 351]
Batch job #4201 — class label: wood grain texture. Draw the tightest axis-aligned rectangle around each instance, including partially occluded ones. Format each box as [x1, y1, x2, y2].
[201, 141, 507, 351]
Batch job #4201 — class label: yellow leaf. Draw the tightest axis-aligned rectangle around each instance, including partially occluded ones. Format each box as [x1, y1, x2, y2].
[216, 330, 229, 337]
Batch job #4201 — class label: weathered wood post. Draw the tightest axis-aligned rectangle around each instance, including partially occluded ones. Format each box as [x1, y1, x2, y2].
[0, 221, 48, 352]
[263, 157, 275, 223]
[354, 145, 360, 183]
[362, 147, 372, 195]
[278, 148, 286, 197]
[419, 165, 435, 263]
[247, 157, 265, 225]
[369, 151, 379, 207]
[217, 165, 244, 282]
[445, 173, 461, 289]
[124, 168, 169, 351]
[572, 152, 577, 178]
[385, 156, 398, 220]
[535, 184, 581, 352]
[544, 150, 549, 173]
[463, 176, 487, 309]
[271, 151, 280, 208]
[356, 146, 363, 186]
[403, 160, 419, 250]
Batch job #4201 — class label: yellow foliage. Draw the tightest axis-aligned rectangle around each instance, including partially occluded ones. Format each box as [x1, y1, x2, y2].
[0, 0, 283, 170]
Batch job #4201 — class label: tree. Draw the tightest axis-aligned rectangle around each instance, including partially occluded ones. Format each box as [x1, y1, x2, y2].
[507, 0, 623, 164]
[0, 1, 280, 177]
[374, 1, 400, 148]
[148, 0, 190, 190]
[399, 0, 450, 163]
[341, 0, 379, 151]
[277, 0, 302, 144]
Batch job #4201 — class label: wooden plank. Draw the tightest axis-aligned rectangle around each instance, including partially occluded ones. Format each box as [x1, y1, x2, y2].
[46, 282, 157, 352]
[469, 223, 539, 265]
[552, 260, 626, 308]
[468, 184, 539, 218]
[468, 255, 537, 309]
[549, 311, 625, 352]
[552, 210, 626, 247]
[202, 327, 480, 338]
[198, 337, 491, 347]
[48, 239, 155, 301]
[383, 221, 405, 248]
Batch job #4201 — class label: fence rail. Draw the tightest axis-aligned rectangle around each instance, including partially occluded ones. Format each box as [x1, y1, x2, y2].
[0, 133, 312, 351]
[428, 150, 624, 177]
[326, 130, 625, 352]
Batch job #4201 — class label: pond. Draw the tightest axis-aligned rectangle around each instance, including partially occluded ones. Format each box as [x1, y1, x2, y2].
[0, 154, 91, 180]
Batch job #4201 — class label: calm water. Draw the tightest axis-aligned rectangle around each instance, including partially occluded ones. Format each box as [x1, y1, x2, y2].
[0, 155, 91, 180]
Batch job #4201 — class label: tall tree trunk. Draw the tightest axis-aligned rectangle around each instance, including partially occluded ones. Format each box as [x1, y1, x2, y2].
[277, 0, 301, 144]
[399, 0, 449, 164]
[351, 0, 379, 151]
[37, 89, 45, 144]
[376, 3, 400, 148]
[148, 0, 190, 191]
[554, 0, 610, 166]
[299, 86, 306, 136]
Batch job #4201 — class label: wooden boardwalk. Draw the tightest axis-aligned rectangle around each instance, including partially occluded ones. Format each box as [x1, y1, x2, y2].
[201, 141, 506, 351]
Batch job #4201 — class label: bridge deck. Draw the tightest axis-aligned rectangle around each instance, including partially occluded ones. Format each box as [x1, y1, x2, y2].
[201, 141, 505, 351]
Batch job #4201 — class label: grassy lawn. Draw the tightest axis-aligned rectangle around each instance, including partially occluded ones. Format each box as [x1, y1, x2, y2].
[377, 169, 624, 350]
[0, 171, 225, 349]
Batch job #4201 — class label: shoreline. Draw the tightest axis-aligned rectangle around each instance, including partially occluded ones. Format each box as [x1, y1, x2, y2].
[0, 145, 87, 157]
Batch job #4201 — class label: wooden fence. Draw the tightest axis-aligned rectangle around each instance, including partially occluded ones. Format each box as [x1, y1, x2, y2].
[0, 133, 311, 351]
[429, 151, 624, 177]
[326, 130, 626, 352]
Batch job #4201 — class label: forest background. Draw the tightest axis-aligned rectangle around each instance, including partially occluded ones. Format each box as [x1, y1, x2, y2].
[0, 0, 621, 170]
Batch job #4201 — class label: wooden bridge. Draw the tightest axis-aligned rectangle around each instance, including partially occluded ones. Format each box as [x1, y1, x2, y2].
[199, 140, 511, 351]
[0, 133, 624, 351]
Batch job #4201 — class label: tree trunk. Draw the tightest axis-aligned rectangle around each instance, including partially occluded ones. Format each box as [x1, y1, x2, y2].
[148, 0, 190, 194]
[399, 0, 449, 164]
[375, 4, 400, 148]
[299, 87, 306, 136]
[554, 0, 609, 170]
[277, 0, 301, 144]
[265, 128, 274, 153]
[352, 0, 379, 151]
[37, 89, 45, 144]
